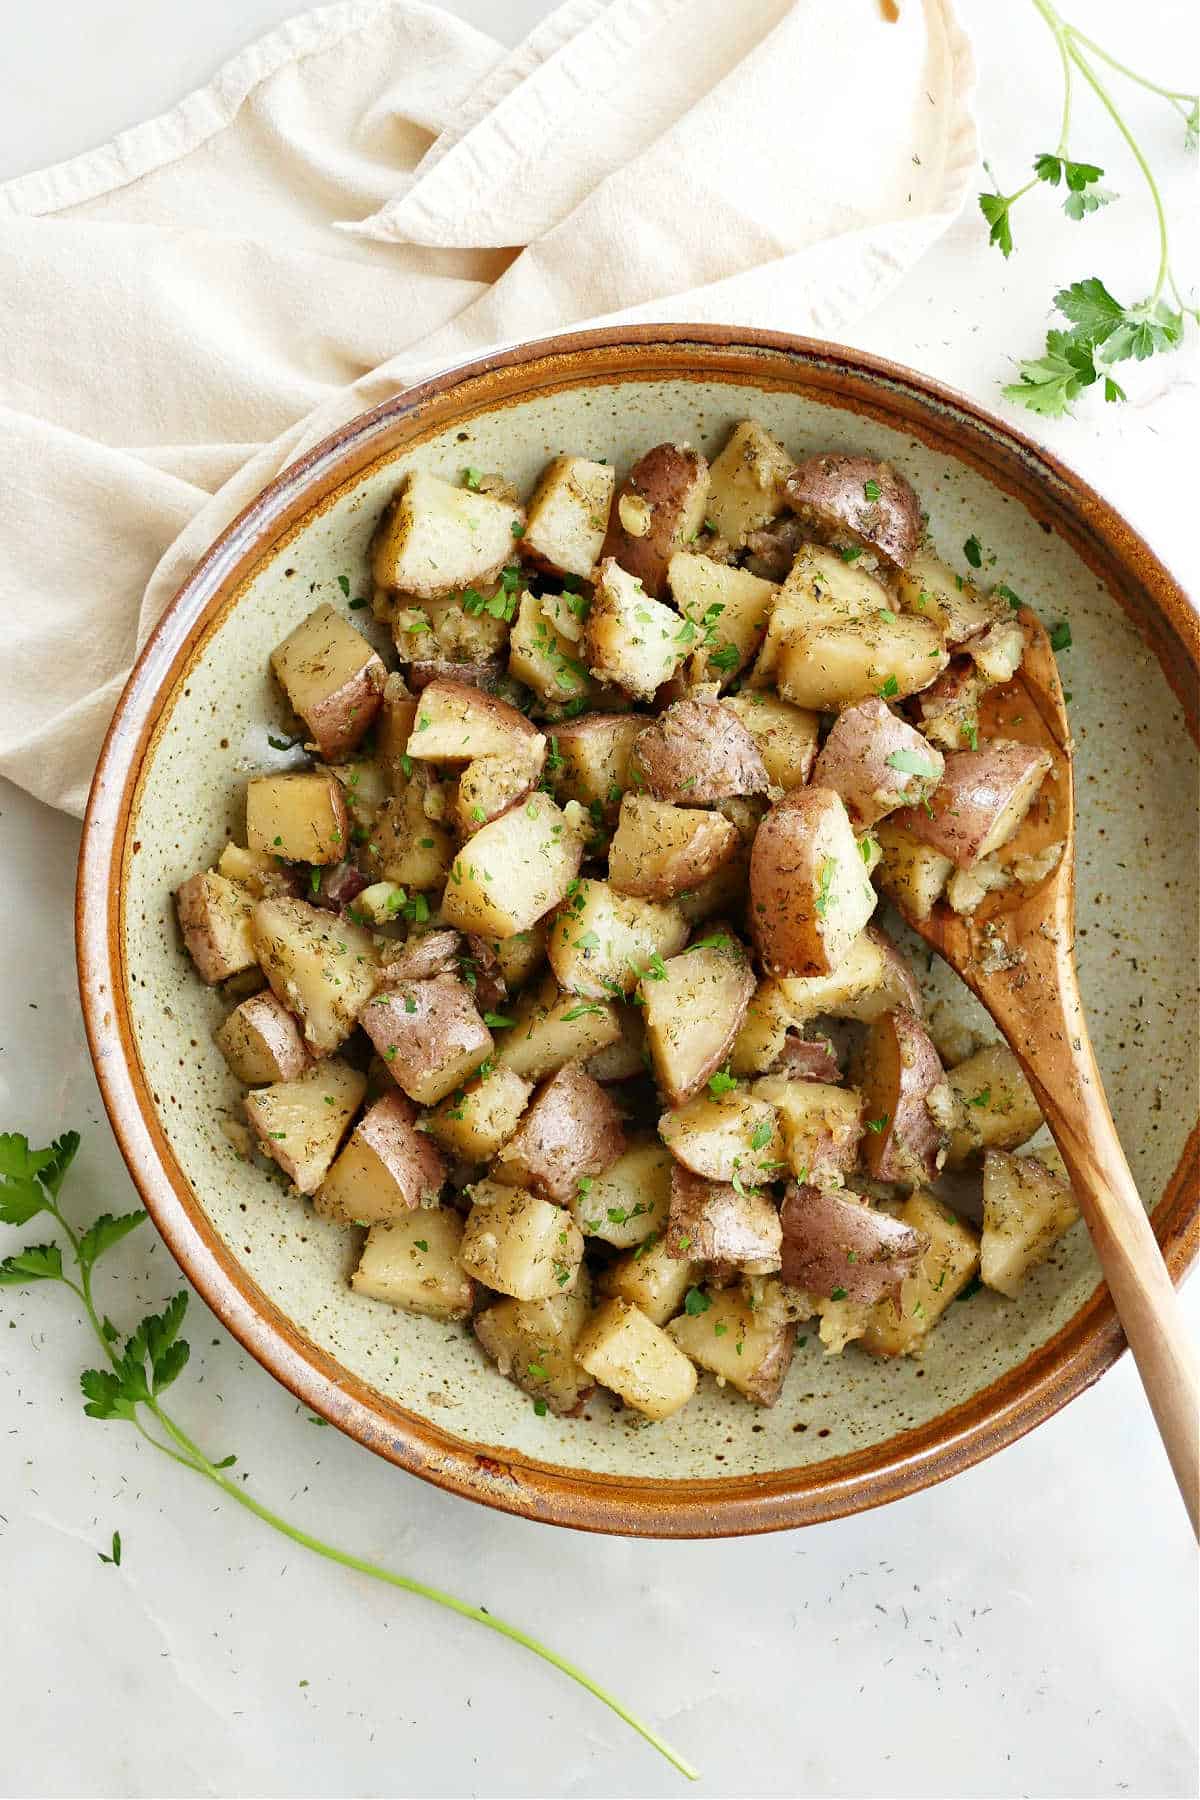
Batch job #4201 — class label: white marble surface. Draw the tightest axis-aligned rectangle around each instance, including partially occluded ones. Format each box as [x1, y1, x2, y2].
[1, 3, 1197, 1797]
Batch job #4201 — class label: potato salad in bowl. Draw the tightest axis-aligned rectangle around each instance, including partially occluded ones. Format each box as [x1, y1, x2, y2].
[174, 420, 1077, 1428]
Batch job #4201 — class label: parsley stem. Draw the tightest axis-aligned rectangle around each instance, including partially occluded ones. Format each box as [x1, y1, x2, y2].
[1066, 37, 1171, 299]
[1063, 29, 1198, 106]
[143, 1400, 699, 1781]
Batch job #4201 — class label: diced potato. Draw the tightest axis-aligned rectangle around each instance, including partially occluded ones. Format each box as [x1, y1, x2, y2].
[873, 818, 953, 922]
[371, 471, 524, 600]
[769, 542, 896, 633]
[722, 692, 819, 790]
[631, 698, 769, 806]
[493, 1064, 626, 1203]
[773, 926, 921, 1026]
[704, 420, 796, 546]
[608, 796, 740, 900]
[361, 974, 492, 1105]
[486, 923, 548, 993]
[543, 712, 644, 813]
[474, 1280, 595, 1414]
[244, 1059, 366, 1193]
[641, 935, 756, 1104]
[215, 990, 310, 1084]
[585, 1004, 647, 1081]
[407, 679, 543, 765]
[751, 1077, 862, 1187]
[729, 979, 796, 1075]
[944, 1042, 1042, 1165]
[895, 742, 1052, 871]
[441, 792, 585, 938]
[968, 617, 1025, 685]
[331, 760, 389, 832]
[861, 1191, 980, 1356]
[375, 673, 420, 785]
[667, 1279, 795, 1405]
[425, 1065, 532, 1162]
[914, 659, 986, 753]
[252, 898, 378, 1055]
[815, 1294, 873, 1355]
[666, 552, 777, 685]
[810, 696, 944, 829]
[270, 603, 385, 758]
[783, 455, 921, 570]
[176, 871, 258, 984]
[896, 549, 1006, 645]
[585, 558, 687, 701]
[571, 1138, 673, 1248]
[459, 1180, 585, 1301]
[764, 614, 949, 712]
[547, 878, 688, 997]
[860, 1008, 947, 1186]
[393, 589, 511, 667]
[493, 974, 621, 1081]
[315, 1092, 447, 1224]
[600, 443, 710, 599]
[576, 1298, 697, 1420]
[749, 789, 878, 977]
[981, 1149, 1079, 1297]
[507, 591, 594, 705]
[665, 1164, 782, 1270]
[216, 842, 295, 899]
[351, 1209, 474, 1321]
[522, 455, 615, 579]
[455, 743, 545, 836]
[371, 770, 455, 891]
[659, 1090, 785, 1185]
[604, 1235, 699, 1325]
[244, 769, 348, 867]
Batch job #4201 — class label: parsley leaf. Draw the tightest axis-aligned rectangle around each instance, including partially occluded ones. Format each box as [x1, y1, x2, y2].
[78, 1211, 148, 1272]
[978, 188, 1014, 258]
[885, 748, 938, 778]
[1049, 620, 1073, 652]
[683, 1287, 712, 1317]
[707, 1068, 737, 1098]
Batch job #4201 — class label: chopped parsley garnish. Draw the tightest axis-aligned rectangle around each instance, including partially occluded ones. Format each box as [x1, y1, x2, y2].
[683, 1287, 711, 1316]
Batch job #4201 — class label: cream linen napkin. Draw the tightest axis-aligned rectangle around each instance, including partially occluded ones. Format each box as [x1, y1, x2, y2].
[0, 0, 976, 816]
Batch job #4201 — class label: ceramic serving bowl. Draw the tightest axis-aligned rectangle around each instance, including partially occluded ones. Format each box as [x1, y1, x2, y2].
[77, 327, 1199, 1538]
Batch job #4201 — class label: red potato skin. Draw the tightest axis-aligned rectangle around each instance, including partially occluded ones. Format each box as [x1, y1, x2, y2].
[378, 929, 463, 985]
[861, 1007, 947, 1185]
[665, 1164, 782, 1267]
[494, 1064, 626, 1203]
[779, 1183, 928, 1303]
[894, 742, 1052, 870]
[748, 787, 864, 978]
[741, 516, 805, 582]
[407, 659, 507, 692]
[810, 697, 944, 828]
[315, 862, 369, 912]
[355, 1091, 448, 1209]
[600, 443, 708, 598]
[306, 657, 386, 759]
[770, 1033, 842, 1083]
[867, 925, 926, 1017]
[361, 974, 493, 1102]
[632, 699, 769, 805]
[176, 873, 253, 985]
[783, 455, 921, 570]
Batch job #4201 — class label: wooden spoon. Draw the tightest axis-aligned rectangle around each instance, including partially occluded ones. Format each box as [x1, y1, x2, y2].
[905, 610, 1199, 1536]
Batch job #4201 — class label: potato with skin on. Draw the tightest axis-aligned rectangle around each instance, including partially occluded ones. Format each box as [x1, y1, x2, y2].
[441, 791, 586, 939]
[981, 1148, 1079, 1297]
[604, 1234, 698, 1325]
[507, 590, 594, 706]
[522, 454, 615, 580]
[659, 1090, 785, 1185]
[425, 1064, 532, 1162]
[665, 1164, 782, 1271]
[541, 711, 643, 815]
[861, 1191, 980, 1357]
[873, 818, 954, 922]
[896, 549, 1008, 645]
[371, 471, 524, 600]
[252, 898, 379, 1056]
[749, 788, 878, 978]
[571, 1138, 673, 1248]
[315, 1091, 447, 1225]
[585, 558, 689, 701]
[640, 934, 756, 1105]
[243, 1059, 366, 1194]
[576, 1298, 698, 1421]
[406, 678, 543, 765]
[767, 541, 897, 633]
[779, 1182, 928, 1305]
[667, 1279, 795, 1406]
[913, 657, 986, 752]
[751, 1077, 863, 1188]
[968, 617, 1026, 685]
[762, 612, 949, 713]
[378, 928, 461, 985]
[493, 1063, 626, 1204]
[942, 1041, 1043, 1166]
[459, 1179, 585, 1301]
[667, 553, 777, 686]
[474, 1279, 595, 1415]
[351, 1209, 474, 1321]
[483, 922, 548, 994]
[728, 980, 796, 1076]
[176, 871, 258, 984]
[773, 925, 923, 1027]
[860, 1007, 948, 1186]
[893, 741, 1052, 870]
[217, 842, 299, 900]
[607, 796, 740, 901]
[407, 657, 507, 692]
[783, 455, 922, 570]
[375, 673, 420, 786]
[215, 990, 310, 1085]
[245, 769, 350, 867]
[371, 770, 455, 892]
[599, 443, 710, 598]
[704, 419, 796, 547]
[361, 973, 493, 1106]
[493, 974, 621, 1081]
[395, 584, 512, 667]
[810, 697, 945, 828]
[547, 878, 688, 997]
[454, 742, 546, 835]
[631, 698, 769, 805]
[270, 603, 386, 758]
[721, 692, 819, 791]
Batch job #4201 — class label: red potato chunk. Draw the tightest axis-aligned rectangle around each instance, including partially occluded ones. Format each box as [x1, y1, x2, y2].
[860, 1007, 948, 1185]
[779, 1183, 929, 1304]
[912, 657, 986, 752]
[492, 1063, 626, 1204]
[749, 788, 878, 977]
[640, 932, 756, 1105]
[406, 678, 543, 764]
[600, 443, 710, 598]
[894, 740, 1052, 870]
[769, 1033, 842, 1083]
[215, 990, 310, 1084]
[607, 796, 741, 901]
[315, 1091, 447, 1224]
[377, 929, 463, 985]
[631, 698, 769, 805]
[665, 1164, 782, 1271]
[362, 974, 493, 1105]
[176, 871, 257, 984]
[243, 1059, 366, 1194]
[407, 658, 506, 692]
[784, 455, 922, 570]
[270, 603, 386, 759]
[810, 697, 944, 828]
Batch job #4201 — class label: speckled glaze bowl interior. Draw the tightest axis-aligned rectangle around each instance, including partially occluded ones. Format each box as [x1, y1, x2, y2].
[78, 329, 1199, 1537]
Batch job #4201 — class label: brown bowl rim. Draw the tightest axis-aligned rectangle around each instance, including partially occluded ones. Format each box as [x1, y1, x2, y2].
[76, 324, 1199, 1539]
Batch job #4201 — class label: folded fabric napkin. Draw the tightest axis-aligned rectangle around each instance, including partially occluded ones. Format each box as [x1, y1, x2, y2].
[0, 0, 976, 816]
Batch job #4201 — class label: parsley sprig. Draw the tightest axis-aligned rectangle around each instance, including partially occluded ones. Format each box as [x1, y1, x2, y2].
[0, 1129, 697, 1783]
[978, 1, 1197, 417]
